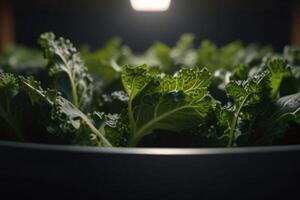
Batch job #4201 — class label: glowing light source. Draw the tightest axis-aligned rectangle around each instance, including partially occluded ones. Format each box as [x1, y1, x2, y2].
[130, 0, 171, 12]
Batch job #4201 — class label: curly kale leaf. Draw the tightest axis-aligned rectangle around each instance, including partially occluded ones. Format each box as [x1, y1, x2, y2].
[81, 37, 123, 87]
[198, 40, 243, 72]
[21, 77, 112, 146]
[121, 64, 154, 101]
[0, 72, 23, 140]
[125, 34, 197, 73]
[266, 58, 291, 98]
[20, 76, 57, 106]
[38, 32, 93, 110]
[52, 97, 112, 147]
[20, 74, 112, 147]
[267, 92, 300, 131]
[0, 73, 56, 141]
[122, 65, 215, 146]
[170, 33, 198, 66]
[246, 93, 300, 145]
[222, 71, 271, 146]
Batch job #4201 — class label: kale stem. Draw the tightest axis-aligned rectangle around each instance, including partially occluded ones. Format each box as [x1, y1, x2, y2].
[227, 94, 250, 147]
[84, 119, 112, 147]
[67, 72, 79, 108]
[127, 95, 137, 146]
[128, 100, 136, 132]
[128, 133, 143, 147]
[55, 50, 79, 108]
[128, 106, 188, 147]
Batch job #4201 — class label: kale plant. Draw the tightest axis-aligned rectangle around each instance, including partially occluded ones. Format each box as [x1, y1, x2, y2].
[0, 33, 299, 147]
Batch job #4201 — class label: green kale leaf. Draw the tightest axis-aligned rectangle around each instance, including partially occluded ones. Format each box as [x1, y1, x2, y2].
[21, 75, 113, 147]
[52, 96, 112, 147]
[122, 65, 215, 146]
[222, 71, 271, 146]
[246, 93, 300, 145]
[266, 58, 291, 98]
[81, 37, 124, 88]
[0, 72, 23, 140]
[38, 32, 93, 110]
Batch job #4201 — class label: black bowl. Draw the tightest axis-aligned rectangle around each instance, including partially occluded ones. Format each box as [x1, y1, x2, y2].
[0, 141, 299, 199]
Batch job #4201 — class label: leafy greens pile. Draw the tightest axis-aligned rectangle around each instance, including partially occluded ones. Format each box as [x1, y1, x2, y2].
[0, 33, 300, 147]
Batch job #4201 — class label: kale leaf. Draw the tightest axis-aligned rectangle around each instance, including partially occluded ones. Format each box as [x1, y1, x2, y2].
[38, 32, 93, 110]
[222, 71, 271, 146]
[1, 32, 300, 148]
[122, 65, 215, 146]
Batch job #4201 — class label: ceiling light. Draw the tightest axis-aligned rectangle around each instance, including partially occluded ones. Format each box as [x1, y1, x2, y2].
[130, 0, 171, 12]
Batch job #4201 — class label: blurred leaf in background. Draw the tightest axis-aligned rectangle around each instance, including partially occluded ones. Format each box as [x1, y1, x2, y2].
[0, 46, 46, 75]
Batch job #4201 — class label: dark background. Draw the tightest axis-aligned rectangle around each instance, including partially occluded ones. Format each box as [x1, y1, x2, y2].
[7, 0, 298, 51]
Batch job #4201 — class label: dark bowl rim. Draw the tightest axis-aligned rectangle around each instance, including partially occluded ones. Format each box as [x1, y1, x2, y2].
[1, 140, 300, 155]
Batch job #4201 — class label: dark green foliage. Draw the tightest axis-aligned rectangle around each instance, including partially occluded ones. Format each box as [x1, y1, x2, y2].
[38, 32, 93, 110]
[0, 32, 300, 147]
